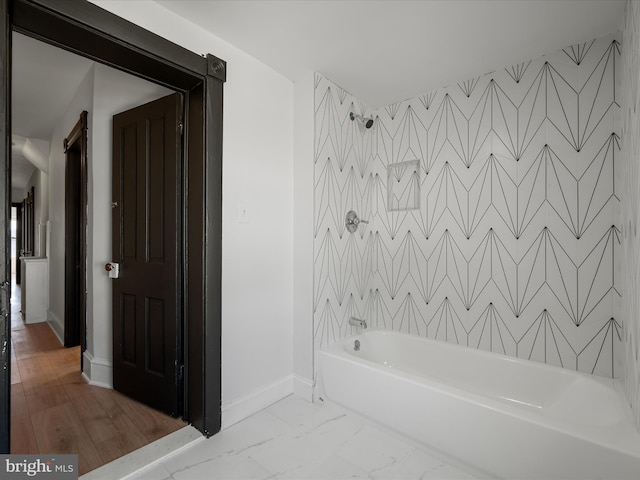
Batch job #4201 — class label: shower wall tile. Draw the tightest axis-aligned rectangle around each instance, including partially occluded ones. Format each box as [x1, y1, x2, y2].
[621, 0, 640, 430]
[313, 74, 374, 357]
[314, 33, 620, 378]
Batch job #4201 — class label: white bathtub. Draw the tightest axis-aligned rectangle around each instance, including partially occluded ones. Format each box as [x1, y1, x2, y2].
[318, 330, 640, 479]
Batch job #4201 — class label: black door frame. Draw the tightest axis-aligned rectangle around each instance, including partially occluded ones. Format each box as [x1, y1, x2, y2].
[0, 0, 225, 451]
[63, 111, 87, 351]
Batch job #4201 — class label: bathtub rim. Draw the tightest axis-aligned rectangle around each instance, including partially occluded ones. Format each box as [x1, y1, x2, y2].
[318, 329, 640, 459]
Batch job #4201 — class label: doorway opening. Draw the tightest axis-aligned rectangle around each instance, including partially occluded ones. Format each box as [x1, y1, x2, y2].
[1, 0, 225, 464]
[64, 111, 87, 351]
[9, 35, 190, 474]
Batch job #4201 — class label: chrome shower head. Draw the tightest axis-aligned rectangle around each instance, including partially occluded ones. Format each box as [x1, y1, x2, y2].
[350, 112, 374, 129]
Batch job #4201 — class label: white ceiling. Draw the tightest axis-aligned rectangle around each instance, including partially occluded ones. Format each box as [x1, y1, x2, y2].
[12, 32, 94, 140]
[12, 32, 94, 194]
[156, 0, 625, 109]
[11, 149, 35, 194]
[9, 0, 627, 194]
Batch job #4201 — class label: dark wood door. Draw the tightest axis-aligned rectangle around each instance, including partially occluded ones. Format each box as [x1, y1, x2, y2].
[22, 187, 34, 256]
[19, 189, 34, 317]
[65, 145, 81, 347]
[112, 93, 183, 416]
[13, 204, 22, 285]
[65, 134, 82, 347]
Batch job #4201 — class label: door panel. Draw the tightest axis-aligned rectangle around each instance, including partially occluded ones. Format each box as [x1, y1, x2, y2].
[64, 148, 81, 347]
[112, 92, 182, 416]
[63, 112, 88, 358]
[13, 204, 22, 285]
[64, 113, 88, 351]
[23, 187, 34, 256]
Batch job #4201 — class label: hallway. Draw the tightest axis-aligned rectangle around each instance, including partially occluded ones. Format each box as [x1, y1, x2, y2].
[9, 280, 186, 475]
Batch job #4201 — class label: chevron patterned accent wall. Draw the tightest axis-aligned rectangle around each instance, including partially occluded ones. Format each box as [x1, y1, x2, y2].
[314, 33, 621, 378]
[621, 0, 640, 429]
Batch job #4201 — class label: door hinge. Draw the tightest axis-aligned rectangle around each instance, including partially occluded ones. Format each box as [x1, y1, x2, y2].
[177, 363, 184, 381]
[179, 121, 184, 136]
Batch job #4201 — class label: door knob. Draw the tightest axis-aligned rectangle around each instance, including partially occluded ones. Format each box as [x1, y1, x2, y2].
[105, 262, 120, 278]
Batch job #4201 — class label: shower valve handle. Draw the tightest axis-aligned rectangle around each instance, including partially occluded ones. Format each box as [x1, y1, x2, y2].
[345, 210, 368, 233]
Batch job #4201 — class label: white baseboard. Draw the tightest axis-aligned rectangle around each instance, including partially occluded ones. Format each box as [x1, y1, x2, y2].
[293, 374, 314, 402]
[222, 375, 293, 429]
[25, 316, 47, 325]
[47, 309, 64, 345]
[83, 350, 113, 388]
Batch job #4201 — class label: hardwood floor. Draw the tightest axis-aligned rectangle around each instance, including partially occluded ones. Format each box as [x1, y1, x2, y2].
[10, 281, 186, 475]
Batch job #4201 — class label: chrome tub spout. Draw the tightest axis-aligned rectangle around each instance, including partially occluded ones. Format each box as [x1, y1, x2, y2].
[348, 317, 367, 329]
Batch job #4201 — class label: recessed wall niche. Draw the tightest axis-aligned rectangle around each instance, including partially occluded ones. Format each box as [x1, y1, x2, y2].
[387, 159, 420, 211]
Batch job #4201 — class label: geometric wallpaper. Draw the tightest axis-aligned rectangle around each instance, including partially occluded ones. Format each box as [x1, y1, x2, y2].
[314, 33, 621, 378]
[621, 0, 640, 429]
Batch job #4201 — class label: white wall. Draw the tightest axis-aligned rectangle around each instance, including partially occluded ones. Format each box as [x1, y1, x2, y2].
[91, 0, 296, 424]
[620, 0, 640, 431]
[11, 187, 23, 204]
[18, 136, 50, 254]
[22, 167, 48, 257]
[293, 70, 315, 399]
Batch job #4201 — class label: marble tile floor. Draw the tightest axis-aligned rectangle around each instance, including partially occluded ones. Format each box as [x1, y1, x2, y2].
[121, 395, 481, 480]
